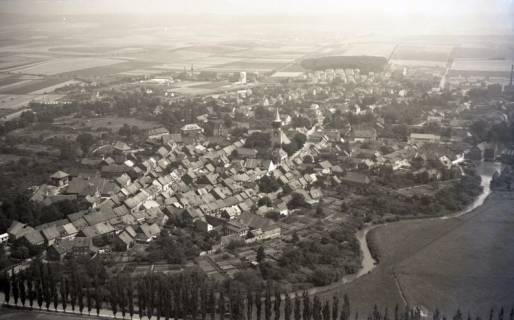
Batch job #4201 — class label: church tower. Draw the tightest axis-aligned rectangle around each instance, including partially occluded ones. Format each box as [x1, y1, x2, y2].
[271, 107, 287, 164]
[271, 107, 283, 148]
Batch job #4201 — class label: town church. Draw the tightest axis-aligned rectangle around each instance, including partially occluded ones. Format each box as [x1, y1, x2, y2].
[270, 108, 291, 164]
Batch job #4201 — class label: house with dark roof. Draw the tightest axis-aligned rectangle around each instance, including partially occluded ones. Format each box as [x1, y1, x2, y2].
[340, 172, 371, 186]
[41, 226, 60, 246]
[136, 223, 160, 242]
[50, 171, 69, 187]
[7, 221, 33, 241]
[183, 208, 204, 223]
[47, 238, 95, 261]
[351, 128, 377, 143]
[124, 191, 149, 214]
[147, 127, 170, 139]
[181, 123, 204, 136]
[235, 148, 258, 159]
[21, 230, 45, 247]
[71, 217, 88, 230]
[238, 212, 281, 242]
[113, 231, 134, 251]
[78, 222, 115, 245]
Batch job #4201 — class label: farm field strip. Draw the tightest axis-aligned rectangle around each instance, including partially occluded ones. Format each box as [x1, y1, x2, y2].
[451, 59, 514, 72]
[28, 79, 82, 94]
[0, 79, 34, 92]
[9, 57, 127, 75]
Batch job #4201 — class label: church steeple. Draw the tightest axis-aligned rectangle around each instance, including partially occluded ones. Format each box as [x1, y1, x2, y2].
[271, 107, 283, 148]
[272, 107, 282, 128]
[270, 107, 288, 164]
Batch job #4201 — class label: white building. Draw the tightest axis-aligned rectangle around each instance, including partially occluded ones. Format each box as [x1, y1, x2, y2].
[0, 233, 8, 244]
[239, 72, 247, 84]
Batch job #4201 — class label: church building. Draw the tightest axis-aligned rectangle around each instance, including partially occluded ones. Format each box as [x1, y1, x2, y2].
[270, 108, 290, 164]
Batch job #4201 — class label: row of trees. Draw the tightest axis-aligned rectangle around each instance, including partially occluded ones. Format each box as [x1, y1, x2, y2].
[5, 259, 511, 320]
[2, 263, 354, 320]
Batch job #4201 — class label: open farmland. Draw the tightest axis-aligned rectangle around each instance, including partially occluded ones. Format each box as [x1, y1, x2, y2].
[0, 54, 46, 71]
[27, 80, 83, 94]
[0, 78, 67, 95]
[452, 46, 513, 60]
[9, 57, 126, 76]
[0, 94, 64, 110]
[392, 45, 453, 61]
[54, 116, 161, 131]
[342, 43, 397, 58]
[168, 80, 253, 96]
[206, 59, 289, 72]
[321, 192, 514, 315]
[117, 68, 169, 76]
[450, 59, 514, 77]
[390, 60, 447, 68]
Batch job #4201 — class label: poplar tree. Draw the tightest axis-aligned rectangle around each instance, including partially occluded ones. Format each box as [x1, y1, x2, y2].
[127, 282, 134, 319]
[95, 276, 102, 317]
[323, 300, 331, 320]
[19, 276, 26, 306]
[274, 289, 282, 320]
[332, 296, 339, 320]
[265, 285, 272, 320]
[109, 280, 118, 318]
[303, 291, 312, 320]
[256, 290, 262, 320]
[146, 277, 154, 320]
[27, 278, 34, 309]
[342, 294, 351, 320]
[52, 280, 59, 311]
[284, 293, 292, 320]
[294, 294, 301, 320]
[312, 296, 322, 320]
[200, 285, 208, 320]
[3, 271, 10, 304]
[69, 276, 77, 312]
[87, 283, 93, 315]
[219, 291, 225, 320]
[209, 287, 216, 320]
[118, 278, 127, 319]
[137, 281, 145, 320]
[78, 282, 84, 314]
[60, 277, 67, 312]
[247, 291, 254, 320]
[36, 280, 43, 309]
[11, 272, 19, 305]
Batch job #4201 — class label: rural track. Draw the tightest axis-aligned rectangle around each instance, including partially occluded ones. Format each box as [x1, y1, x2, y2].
[392, 270, 409, 307]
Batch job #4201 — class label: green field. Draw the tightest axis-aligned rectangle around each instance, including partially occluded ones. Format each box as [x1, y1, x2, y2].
[321, 192, 514, 316]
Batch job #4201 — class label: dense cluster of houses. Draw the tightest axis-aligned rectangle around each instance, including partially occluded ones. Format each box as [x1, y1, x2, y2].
[7, 64, 505, 271]
[9, 115, 335, 262]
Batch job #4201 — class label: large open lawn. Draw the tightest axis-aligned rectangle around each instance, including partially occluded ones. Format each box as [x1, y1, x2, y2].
[322, 192, 514, 316]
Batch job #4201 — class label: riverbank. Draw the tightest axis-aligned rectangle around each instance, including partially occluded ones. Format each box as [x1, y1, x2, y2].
[358, 161, 501, 279]
[320, 162, 512, 315]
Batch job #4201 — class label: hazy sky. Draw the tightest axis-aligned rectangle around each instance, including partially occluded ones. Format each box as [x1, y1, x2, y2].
[1, 0, 513, 16]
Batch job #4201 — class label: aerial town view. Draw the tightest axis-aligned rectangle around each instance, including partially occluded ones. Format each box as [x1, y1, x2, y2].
[0, 0, 513, 319]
